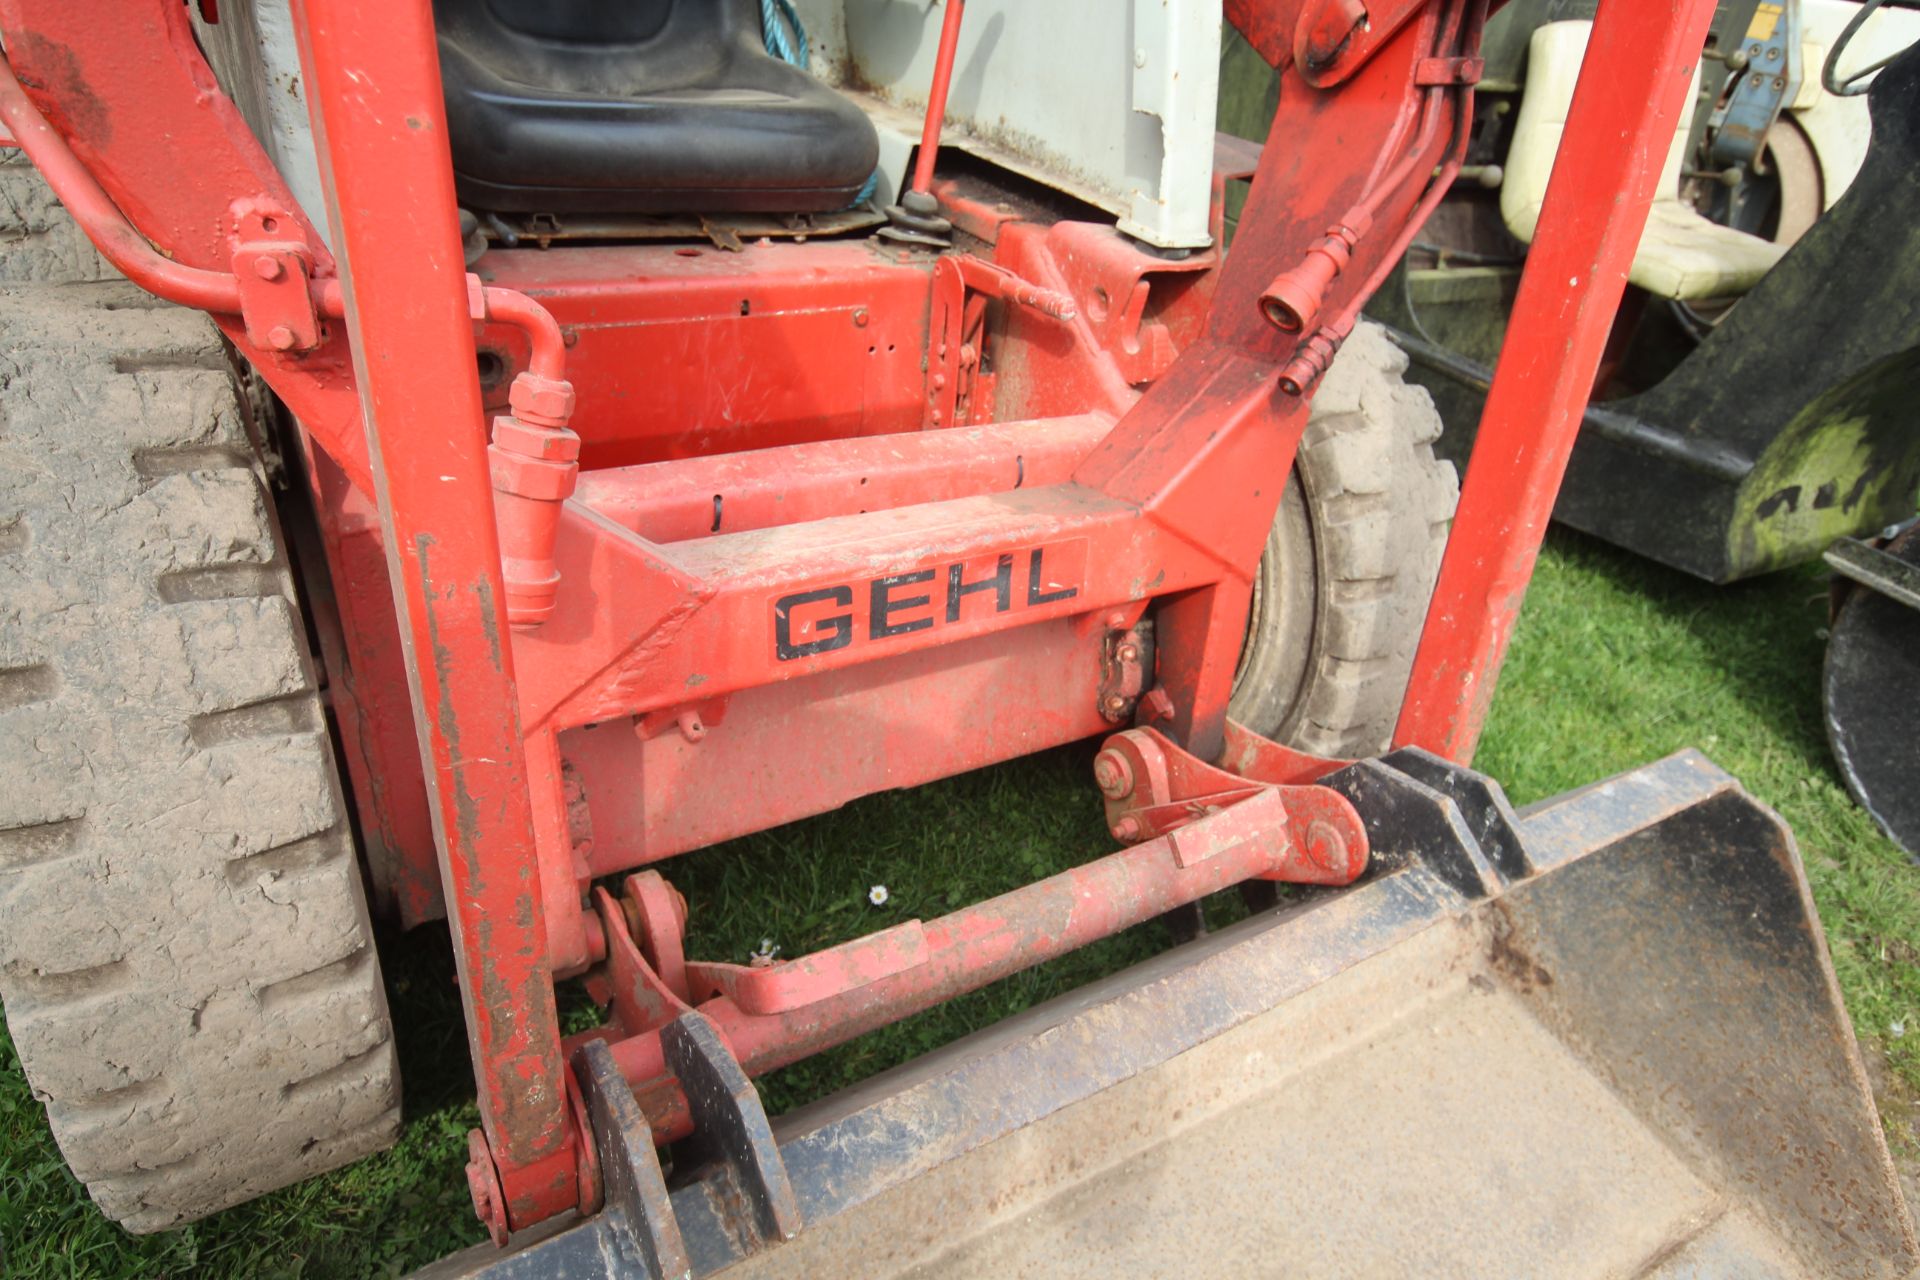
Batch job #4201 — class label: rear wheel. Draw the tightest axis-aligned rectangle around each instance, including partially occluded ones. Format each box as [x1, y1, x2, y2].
[0, 280, 401, 1232]
[1230, 322, 1458, 757]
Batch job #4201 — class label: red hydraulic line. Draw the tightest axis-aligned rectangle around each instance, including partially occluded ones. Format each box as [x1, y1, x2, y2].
[0, 51, 242, 313]
[1340, 1, 1486, 313]
[1262, 0, 1478, 356]
[1347, 0, 1469, 231]
[1, 43, 572, 389]
[482, 284, 568, 381]
[1393, 0, 1719, 762]
[909, 0, 967, 195]
[0, 46, 568, 383]
[1283, 0, 1486, 392]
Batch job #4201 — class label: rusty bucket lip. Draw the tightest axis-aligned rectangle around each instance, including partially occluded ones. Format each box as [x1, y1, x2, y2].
[415, 749, 1915, 1280]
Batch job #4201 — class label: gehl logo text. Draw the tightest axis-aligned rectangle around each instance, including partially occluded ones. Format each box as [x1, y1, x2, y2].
[773, 545, 1081, 661]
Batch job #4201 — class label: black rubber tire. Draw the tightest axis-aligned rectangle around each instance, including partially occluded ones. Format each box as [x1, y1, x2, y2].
[1229, 322, 1458, 757]
[1823, 525, 1920, 856]
[0, 280, 401, 1232]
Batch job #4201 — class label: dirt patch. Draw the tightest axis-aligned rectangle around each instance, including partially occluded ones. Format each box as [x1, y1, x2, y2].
[1862, 1041, 1920, 1233]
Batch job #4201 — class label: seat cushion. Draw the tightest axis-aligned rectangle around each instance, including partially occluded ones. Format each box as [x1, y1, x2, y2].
[436, 0, 880, 214]
[1500, 20, 1786, 301]
[1630, 200, 1788, 299]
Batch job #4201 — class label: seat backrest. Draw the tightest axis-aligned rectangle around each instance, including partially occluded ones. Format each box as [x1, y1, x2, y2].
[479, 0, 675, 43]
[1501, 20, 1698, 244]
[436, 0, 879, 214]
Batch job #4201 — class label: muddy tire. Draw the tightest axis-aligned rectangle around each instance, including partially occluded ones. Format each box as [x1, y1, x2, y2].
[0, 281, 400, 1232]
[1230, 322, 1458, 757]
[0, 152, 115, 285]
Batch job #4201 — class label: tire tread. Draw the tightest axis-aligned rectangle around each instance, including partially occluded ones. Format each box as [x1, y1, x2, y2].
[0, 275, 399, 1233]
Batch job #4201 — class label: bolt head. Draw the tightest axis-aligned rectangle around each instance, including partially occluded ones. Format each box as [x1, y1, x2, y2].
[1094, 749, 1134, 799]
[1112, 816, 1142, 842]
[508, 372, 577, 425]
[265, 324, 297, 351]
[253, 255, 285, 281]
[490, 414, 581, 461]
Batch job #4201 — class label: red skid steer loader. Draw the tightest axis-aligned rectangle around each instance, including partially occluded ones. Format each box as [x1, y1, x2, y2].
[0, 0, 1912, 1275]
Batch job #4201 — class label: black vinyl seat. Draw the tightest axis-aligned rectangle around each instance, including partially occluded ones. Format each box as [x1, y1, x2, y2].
[435, 0, 881, 214]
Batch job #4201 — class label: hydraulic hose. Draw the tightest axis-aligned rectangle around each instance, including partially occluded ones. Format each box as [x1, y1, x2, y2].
[0, 48, 566, 379]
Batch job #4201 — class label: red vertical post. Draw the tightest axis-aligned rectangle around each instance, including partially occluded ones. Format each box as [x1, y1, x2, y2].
[1393, 0, 1718, 762]
[289, 0, 576, 1229]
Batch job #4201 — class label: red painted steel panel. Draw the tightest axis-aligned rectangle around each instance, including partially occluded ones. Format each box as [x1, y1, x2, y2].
[572, 414, 1112, 543]
[562, 615, 1114, 872]
[512, 485, 1227, 732]
[302, 444, 444, 926]
[475, 242, 936, 466]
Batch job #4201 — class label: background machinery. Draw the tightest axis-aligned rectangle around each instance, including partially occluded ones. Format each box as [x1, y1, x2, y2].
[1221, 0, 1920, 853]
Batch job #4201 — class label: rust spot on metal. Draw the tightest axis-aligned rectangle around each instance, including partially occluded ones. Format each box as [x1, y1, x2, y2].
[1486, 900, 1554, 992]
[415, 534, 487, 887]
[474, 573, 506, 673]
[8, 33, 113, 146]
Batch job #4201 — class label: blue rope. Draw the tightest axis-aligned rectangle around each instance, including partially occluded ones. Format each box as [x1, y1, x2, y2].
[761, 0, 881, 208]
[761, 0, 810, 67]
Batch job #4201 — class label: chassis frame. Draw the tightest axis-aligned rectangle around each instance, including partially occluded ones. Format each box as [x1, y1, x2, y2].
[0, 0, 1713, 1240]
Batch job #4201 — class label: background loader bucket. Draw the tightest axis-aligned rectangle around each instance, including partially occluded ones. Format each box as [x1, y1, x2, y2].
[426, 751, 1915, 1280]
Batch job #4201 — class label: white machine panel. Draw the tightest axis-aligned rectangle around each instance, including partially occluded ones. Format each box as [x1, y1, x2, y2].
[801, 0, 1222, 248]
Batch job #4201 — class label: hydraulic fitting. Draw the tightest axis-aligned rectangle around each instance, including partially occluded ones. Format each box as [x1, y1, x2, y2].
[1278, 328, 1344, 397]
[489, 370, 580, 628]
[1259, 220, 1364, 334]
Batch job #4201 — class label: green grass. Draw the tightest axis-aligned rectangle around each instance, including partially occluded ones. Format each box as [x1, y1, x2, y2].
[5, 527, 1919, 1277]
